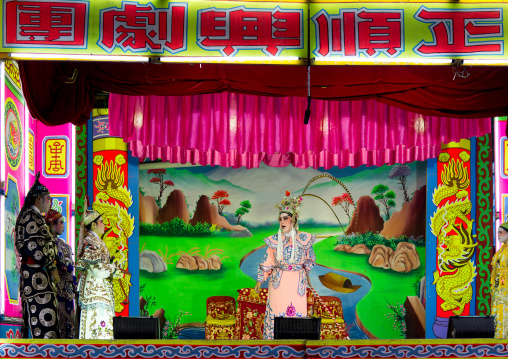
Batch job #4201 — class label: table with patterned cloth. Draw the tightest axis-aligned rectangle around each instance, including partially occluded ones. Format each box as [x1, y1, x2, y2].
[312, 296, 348, 340]
[205, 296, 237, 340]
[235, 288, 314, 340]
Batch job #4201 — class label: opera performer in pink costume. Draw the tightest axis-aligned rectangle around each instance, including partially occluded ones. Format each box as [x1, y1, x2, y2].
[255, 191, 316, 339]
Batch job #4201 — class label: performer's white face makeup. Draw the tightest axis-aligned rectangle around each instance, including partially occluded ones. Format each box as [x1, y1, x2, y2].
[52, 218, 65, 236]
[279, 213, 293, 233]
[499, 227, 508, 244]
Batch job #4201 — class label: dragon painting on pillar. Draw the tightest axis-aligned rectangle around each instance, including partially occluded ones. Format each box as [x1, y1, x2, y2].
[92, 150, 134, 315]
[431, 139, 477, 329]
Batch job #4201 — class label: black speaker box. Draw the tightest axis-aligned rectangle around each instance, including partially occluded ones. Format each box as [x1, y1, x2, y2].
[113, 316, 160, 339]
[447, 316, 495, 339]
[274, 317, 321, 340]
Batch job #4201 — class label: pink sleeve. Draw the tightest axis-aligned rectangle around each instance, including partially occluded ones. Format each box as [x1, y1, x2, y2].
[257, 247, 275, 283]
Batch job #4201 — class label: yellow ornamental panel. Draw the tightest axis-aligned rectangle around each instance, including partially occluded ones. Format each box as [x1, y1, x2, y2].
[28, 130, 35, 174]
[43, 137, 69, 178]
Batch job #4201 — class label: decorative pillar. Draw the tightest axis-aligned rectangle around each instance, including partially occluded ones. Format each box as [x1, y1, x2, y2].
[475, 133, 494, 316]
[426, 139, 477, 338]
[75, 124, 87, 244]
[2, 61, 26, 325]
[88, 109, 139, 317]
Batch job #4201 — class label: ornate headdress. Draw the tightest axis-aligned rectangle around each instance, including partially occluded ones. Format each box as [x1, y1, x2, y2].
[25, 172, 50, 206]
[83, 209, 101, 227]
[45, 209, 63, 226]
[77, 197, 102, 258]
[275, 191, 303, 263]
[501, 222, 508, 233]
[275, 191, 303, 219]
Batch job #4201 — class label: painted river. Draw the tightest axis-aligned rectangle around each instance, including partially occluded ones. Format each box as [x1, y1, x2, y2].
[179, 243, 371, 339]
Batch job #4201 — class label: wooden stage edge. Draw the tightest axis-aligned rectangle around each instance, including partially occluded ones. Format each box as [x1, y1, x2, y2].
[1, 339, 508, 358]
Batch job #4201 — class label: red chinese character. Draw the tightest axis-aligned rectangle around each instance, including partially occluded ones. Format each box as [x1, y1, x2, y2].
[99, 3, 187, 54]
[414, 7, 502, 55]
[48, 141, 65, 173]
[313, 9, 403, 58]
[198, 7, 303, 56]
[4, 0, 87, 47]
[357, 11, 402, 56]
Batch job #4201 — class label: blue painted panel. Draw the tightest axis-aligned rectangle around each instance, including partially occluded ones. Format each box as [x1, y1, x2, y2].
[128, 151, 140, 316]
[0, 322, 22, 338]
[92, 115, 110, 140]
[470, 137, 477, 315]
[426, 157, 438, 339]
[87, 115, 93, 206]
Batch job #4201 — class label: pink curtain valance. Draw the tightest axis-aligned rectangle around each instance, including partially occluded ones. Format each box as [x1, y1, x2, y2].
[108, 93, 491, 169]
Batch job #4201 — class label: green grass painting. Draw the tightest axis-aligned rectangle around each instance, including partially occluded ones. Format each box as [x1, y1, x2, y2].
[140, 224, 423, 339]
[315, 236, 425, 339]
[139, 224, 343, 324]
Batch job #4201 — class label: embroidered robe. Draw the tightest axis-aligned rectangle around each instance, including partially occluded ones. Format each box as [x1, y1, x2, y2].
[15, 207, 59, 339]
[76, 231, 117, 339]
[257, 232, 316, 339]
[54, 236, 77, 338]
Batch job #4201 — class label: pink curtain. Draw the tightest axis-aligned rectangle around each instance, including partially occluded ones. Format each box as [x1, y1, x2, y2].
[108, 93, 491, 169]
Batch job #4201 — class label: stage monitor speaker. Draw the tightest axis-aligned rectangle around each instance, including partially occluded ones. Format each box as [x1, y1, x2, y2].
[447, 316, 495, 339]
[274, 317, 321, 340]
[113, 316, 160, 339]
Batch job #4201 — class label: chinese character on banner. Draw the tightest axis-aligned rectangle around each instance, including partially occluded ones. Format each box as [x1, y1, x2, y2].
[99, 3, 187, 53]
[43, 137, 69, 178]
[4, 0, 88, 48]
[198, 6, 303, 56]
[313, 8, 403, 58]
[414, 6, 503, 56]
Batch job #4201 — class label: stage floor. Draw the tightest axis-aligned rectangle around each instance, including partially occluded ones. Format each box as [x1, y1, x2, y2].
[1, 339, 508, 359]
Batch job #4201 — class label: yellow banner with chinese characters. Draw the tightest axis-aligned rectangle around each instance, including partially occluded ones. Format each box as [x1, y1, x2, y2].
[0, 0, 507, 63]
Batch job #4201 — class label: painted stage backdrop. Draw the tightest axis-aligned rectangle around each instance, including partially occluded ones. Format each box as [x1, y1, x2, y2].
[138, 161, 427, 340]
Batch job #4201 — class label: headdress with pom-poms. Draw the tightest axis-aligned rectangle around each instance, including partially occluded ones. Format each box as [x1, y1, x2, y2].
[275, 191, 303, 263]
[275, 190, 303, 222]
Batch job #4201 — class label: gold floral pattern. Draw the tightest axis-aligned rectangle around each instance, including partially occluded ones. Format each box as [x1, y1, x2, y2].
[492, 243, 508, 338]
[207, 300, 235, 320]
[320, 322, 348, 340]
[205, 324, 235, 340]
[205, 296, 236, 340]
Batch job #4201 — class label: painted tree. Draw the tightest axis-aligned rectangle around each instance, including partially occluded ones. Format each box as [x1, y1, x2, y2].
[218, 199, 231, 215]
[331, 193, 354, 221]
[235, 200, 252, 224]
[211, 190, 229, 214]
[388, 164, 412, 203]
[372, 184, 397, 220]
[148, 169, 174, 207]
